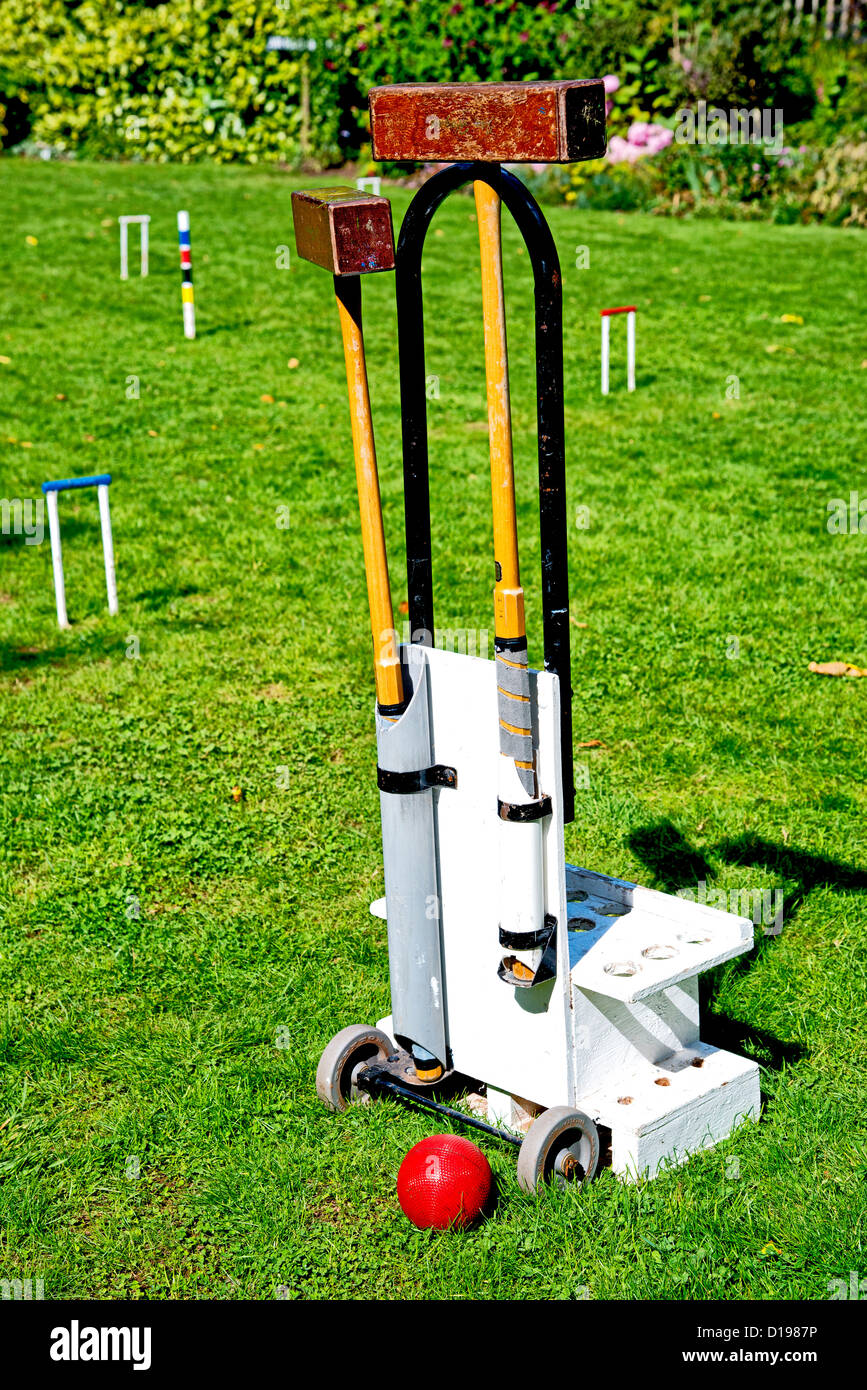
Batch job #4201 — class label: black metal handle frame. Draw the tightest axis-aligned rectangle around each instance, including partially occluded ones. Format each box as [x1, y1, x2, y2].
[395, 161, 574, 823]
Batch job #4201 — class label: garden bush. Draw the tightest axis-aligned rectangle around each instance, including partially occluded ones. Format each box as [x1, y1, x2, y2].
[0, 0, 864, 226]
[0, 0, 365, 164]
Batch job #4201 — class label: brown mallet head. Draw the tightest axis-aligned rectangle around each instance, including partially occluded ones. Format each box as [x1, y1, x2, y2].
[369, 80, 606, 165]
[291, 187, 395, 276]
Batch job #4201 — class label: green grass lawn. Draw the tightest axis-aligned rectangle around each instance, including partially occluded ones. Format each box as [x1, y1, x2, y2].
[1, 157, 865, 1301]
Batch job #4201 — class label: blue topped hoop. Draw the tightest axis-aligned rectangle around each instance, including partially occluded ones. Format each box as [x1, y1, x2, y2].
[41, 474, 118, 627]
[42, 474, 112, 494]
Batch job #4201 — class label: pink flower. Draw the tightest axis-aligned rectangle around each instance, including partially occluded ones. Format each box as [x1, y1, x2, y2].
[518, 30, 529, 41]
[643, 124, 673, 153]
[627, 121, 672, 154]
[443, 36, 453, 47]
[607, 136, 640, 165]
[602, 74, 619, 95]
[607, 124, 672, 165]
[449, 2, 463, 11]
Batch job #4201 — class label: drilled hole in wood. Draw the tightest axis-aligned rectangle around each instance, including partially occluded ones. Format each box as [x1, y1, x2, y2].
[617, 1096, 633, 1105]
[567, 888, 588, 902]
[655, 1077, 671, 1087]
[642, 944, 678, 961]
[604, 960, 638, 977]
[568, 916, 596, 932]
[677, 931, 712, 945]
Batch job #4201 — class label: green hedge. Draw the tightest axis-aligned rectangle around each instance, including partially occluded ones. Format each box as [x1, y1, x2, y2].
[0, 0, 826, 166]
[0, 0, 364, 163]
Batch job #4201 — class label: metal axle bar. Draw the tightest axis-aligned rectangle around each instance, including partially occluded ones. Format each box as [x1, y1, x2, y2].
[359, 1069, 523, 1147]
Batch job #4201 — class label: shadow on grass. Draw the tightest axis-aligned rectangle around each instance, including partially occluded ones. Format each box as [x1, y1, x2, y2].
[0, 514, 95, 549]
[628, 822, 867, 932]
[0, 627, 125, 674]
[133, 585, 200, 607]
[604, 372, 657, 392]
[196, 320, 255, 338]
[0, 642, 68, 674]
[627, 820, 714, 893]
[714, 833, 867, 901]
[626, 819, 811, 1073]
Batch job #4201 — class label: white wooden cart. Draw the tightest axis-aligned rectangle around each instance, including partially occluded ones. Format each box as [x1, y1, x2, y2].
[314, 147, 759, 1194]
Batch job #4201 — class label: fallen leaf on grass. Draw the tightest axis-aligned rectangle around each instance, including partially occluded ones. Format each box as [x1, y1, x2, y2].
[569, 616, 588, 628]
[576, 739, 606, 749]
[260, 393, 274, 403]
[780, 313, 803, 324]
[0, 355, 10, 365]
[25, 236, 38, 246]
[287, 358, 299, 369]
[808, 660, 867, 678]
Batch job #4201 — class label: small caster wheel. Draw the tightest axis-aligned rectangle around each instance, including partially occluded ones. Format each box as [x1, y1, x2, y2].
[315, 1023, 395, 1113]
[517, 1106, 600, 1193]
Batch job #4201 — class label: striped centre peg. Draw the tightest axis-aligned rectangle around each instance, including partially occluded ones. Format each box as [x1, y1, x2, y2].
[177, 210, 195, 340]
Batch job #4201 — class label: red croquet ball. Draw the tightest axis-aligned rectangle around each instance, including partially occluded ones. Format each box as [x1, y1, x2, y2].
[397, 1134, 492, 1230]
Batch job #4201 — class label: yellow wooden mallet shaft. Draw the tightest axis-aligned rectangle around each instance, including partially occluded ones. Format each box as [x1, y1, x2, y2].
[474, 179, 525, 646]
[334, 275, 404, 712]
[476, 178, 540, 984]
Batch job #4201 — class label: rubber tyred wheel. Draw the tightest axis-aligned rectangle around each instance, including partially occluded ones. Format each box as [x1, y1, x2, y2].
[315, 1024, 395, 1112]
[516, 1106, 600, 1193]
[397, 1134, 493, 1230]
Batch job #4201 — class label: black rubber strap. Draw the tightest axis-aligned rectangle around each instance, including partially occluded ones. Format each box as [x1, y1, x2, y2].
[377, 764, 457, 794]
[499, 924, 551, 950]
[377, 699, 407, 719]
[497, 795, 552, 823]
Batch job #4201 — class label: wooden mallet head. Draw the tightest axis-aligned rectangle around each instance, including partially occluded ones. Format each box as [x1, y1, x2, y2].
[369, 80, 606, 164]
[291, 187, 395, 276]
